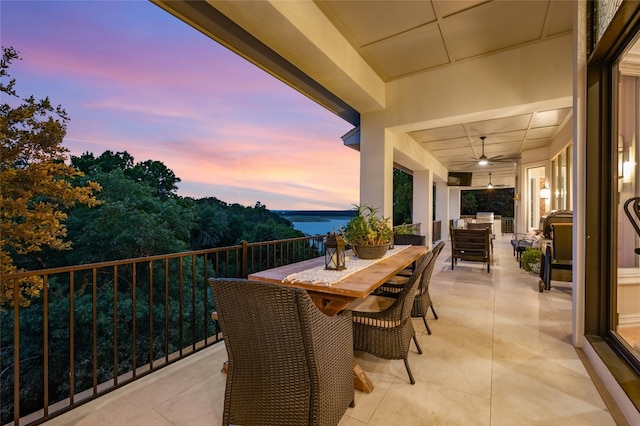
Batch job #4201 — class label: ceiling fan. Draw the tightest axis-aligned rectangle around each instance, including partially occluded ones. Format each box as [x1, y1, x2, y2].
[476, 136, 521, 166]
[485, 172, 508, 189]
[451, 136, 521, 169]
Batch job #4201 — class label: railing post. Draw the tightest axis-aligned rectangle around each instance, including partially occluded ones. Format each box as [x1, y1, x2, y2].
[241, 240, 248, 278]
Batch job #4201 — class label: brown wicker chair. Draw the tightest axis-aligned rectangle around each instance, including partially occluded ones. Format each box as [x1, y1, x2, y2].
[413, 241, 444, 334]
[391, 233, 426, 276]
[374, 241, 445, 334]
[393, 233, 426, 246]
[451, 227, 491, 272]
[209, 278, 354, 426]
[348, 251, 430, 384]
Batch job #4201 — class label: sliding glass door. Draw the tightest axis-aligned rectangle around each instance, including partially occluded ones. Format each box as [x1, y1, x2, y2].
[615, 35, 640, 359]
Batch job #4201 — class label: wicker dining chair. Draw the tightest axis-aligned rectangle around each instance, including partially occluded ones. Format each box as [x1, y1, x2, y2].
[390, 233, 427, 276]
[347, 251, 430, 384]
[412, 241, 444, 334]
[209, 278, 354, 426]
[374, 242, 444, 334]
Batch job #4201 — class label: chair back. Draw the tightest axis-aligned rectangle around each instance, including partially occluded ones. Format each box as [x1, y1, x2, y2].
[392, 251, 433, 320]
[209, 278, 354, 426]
[393, 233, 426, 246]
[451, 228, 490, 259]
[450, 228, 491, 272]
[466, 222, 493, 233]
[417, 241, 445, 296]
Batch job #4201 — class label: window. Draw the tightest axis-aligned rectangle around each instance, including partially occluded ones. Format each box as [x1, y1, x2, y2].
[614, 35, 640, 360]
[584, 1, 640, 411]
[526, 166, 546, 230]
[552, 145, 572, 211]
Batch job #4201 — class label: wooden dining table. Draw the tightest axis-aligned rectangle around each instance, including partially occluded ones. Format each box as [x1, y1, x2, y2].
[248, 244, 429, 392]
[249, 245, 428, 315]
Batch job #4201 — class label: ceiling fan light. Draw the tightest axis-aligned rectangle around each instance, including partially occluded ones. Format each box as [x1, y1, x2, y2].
[487, 182, 493, 189]
[478, 155, 488, 166]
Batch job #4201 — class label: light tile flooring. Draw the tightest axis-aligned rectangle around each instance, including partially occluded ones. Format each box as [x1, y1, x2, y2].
[48, 236, 625, 425]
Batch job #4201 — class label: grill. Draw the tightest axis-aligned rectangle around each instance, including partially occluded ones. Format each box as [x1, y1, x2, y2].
[539, 210, 572, 238]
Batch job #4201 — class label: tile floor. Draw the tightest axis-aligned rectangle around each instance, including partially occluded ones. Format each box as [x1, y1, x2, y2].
[47, 235, 625, 425]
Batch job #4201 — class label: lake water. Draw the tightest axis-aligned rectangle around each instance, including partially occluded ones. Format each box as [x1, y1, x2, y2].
[292, 219, 350, 236]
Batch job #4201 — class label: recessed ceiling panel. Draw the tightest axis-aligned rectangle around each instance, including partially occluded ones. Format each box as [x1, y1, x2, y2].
[363, 23, 449, 79]
[465, 115, 532, 136]
[546, 1, 573, 36]
[474, 130, 527, 145]
[437, 150, 477, 163]
[441, 1, 548, 60]
[409, 124, 467, 142]
[317, 0, 436, 46]
[526, 126, 557, 139]
[422, 137, 471, 151]
[531, 108, 571, 128]
[522, 138, 549, 150]
[482, 141, 522, 156]
[434, 0, 488, 18]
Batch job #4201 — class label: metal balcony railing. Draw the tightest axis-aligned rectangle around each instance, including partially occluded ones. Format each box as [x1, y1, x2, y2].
[1, 236, 325, 426]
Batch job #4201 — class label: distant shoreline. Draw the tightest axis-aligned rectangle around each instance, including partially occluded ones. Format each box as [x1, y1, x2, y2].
[275, 210, 356, 223]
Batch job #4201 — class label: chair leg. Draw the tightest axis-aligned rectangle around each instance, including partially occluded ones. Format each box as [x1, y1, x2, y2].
[412, 335, 422, 354]
[403, 358, 416, 385]
[430, 304, 438, 320]
[422, 316, 432, 335]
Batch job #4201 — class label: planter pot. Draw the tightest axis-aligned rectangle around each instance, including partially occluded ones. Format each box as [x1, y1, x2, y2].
[352, 243, 390, 259]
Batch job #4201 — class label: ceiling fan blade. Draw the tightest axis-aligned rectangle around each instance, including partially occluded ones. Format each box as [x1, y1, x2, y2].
[488, 157, 520, 164]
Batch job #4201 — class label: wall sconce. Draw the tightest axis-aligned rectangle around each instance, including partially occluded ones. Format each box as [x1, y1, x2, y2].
[324, 233, 346, 270]
[540, 186, 550, 200]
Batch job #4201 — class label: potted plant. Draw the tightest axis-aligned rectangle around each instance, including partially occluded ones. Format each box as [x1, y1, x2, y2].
[521, 247, 542, 274]
[392, 222, 425, 246]
[341, 204, 393, 259]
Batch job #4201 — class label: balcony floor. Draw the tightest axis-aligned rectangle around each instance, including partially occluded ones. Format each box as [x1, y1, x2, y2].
[47, 235, 624, 425]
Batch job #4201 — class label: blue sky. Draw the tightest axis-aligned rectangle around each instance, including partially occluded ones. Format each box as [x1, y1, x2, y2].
[2, 0, 360, 210]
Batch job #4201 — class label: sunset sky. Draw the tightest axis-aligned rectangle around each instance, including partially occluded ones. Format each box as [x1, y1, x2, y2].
[2, 1, 360, 210]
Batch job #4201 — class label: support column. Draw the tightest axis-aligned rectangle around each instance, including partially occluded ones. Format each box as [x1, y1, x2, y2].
[413, 169, 433, 244]
[449, 188, 462, 238]
[435, 181, 449, 242]
[359, 124, 394, 219]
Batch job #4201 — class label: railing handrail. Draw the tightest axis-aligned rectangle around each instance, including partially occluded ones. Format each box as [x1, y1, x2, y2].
[2, 235, 326, 426]
[2, 236, 324, 280]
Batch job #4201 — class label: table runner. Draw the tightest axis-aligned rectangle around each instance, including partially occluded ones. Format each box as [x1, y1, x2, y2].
[284, 245, 411, 286]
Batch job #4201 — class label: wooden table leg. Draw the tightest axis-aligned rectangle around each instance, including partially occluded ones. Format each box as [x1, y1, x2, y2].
[353, 362, 374, 393]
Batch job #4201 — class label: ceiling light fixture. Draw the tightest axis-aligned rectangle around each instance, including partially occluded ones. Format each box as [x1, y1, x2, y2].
[487, 172, 493, 189]
[478, 136, 489, 166]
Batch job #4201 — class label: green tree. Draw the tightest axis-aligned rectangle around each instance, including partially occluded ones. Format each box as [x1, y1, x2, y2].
[461, 188, 514, 216]
[65, 169, 196, 263]
[393, 168, 412, 226]
[461, 191, 478, 215]
[71, 151, 180, 200]
[128, 159, 180, 200]
[71, 150, 135, 174]
[0, 47, 101, 307]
